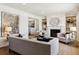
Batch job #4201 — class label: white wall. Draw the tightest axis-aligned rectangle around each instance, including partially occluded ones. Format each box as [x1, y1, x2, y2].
[0, 4, 67, 38]
[76, 13, 79, 41]
[47, 14, 66, 33]
[0, 4, 41, 39]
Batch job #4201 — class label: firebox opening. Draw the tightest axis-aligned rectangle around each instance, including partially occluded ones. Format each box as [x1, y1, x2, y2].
[50, 29, 60, 37]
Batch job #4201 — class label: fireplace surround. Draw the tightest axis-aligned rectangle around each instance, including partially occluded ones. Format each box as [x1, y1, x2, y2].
[50, 29, 60, 37]
[47, 26, 61, 37]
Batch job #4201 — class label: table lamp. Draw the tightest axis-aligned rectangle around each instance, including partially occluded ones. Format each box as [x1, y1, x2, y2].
[5, 26, 12, 37]
[70, 27, 76, 32]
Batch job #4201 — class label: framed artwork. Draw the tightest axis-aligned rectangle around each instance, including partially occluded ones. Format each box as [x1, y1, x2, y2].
[1, 11, 19, 36]
[28, 20, 35, 28]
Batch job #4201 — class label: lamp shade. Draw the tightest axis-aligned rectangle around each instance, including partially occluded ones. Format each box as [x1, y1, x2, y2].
[5, 26, 12, 32]
[70, 27, 76, 31]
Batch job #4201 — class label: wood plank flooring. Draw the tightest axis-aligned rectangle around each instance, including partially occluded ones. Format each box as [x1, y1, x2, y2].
[0, 47, 9, 55]
[0, 47, 19, 55]
[0, 42, 79, 55]
[59, 42, 79, 55]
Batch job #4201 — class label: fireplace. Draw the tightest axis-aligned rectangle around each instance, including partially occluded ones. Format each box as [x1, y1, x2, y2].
[50, 29, 60, 37]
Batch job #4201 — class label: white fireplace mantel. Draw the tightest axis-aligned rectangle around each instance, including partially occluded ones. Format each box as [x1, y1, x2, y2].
[47, 26, 61, 37]
[47, 26, 61, 29]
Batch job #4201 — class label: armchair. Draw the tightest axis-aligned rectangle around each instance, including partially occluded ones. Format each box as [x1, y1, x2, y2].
[57, 33, 71, 43]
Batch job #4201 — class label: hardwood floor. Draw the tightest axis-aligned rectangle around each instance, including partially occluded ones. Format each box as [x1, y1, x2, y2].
[0, 47, 9, 55]
[0, 46, 19, 55]
[0, 42, 79, 55]
[59, 42, 79, 55]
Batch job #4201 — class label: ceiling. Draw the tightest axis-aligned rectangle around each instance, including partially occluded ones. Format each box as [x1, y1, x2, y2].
[1, 3, 78, 16]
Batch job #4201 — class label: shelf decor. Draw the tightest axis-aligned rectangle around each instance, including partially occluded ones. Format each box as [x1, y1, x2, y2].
[42, 16, 47, 30]
[66, 16, 76, 32]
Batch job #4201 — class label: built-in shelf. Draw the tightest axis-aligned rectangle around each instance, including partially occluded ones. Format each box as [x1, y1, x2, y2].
[66, 16, 76, 32]
[42, 16, 47, 30]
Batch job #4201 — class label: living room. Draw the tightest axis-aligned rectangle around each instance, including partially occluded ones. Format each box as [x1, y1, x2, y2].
[0, 3, 79, 55]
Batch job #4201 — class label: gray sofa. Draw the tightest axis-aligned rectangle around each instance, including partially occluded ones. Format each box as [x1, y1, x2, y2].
[8, 36, 59, 55]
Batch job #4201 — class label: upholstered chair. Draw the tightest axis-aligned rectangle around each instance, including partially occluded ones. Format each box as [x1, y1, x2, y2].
[57, 33, 71, 43]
